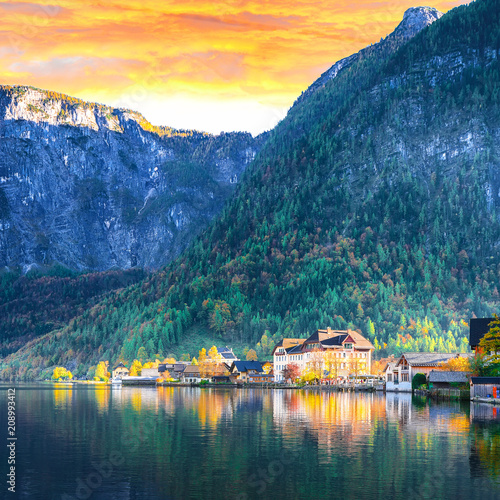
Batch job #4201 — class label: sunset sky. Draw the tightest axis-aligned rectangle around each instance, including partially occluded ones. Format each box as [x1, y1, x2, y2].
[0, 1, 468, 135]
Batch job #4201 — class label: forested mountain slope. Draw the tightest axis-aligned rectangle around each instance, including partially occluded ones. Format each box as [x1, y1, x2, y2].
[3, 0, 500, 379]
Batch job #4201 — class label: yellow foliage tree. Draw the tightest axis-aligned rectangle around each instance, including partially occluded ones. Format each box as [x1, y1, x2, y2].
[95, 361, 110, 381]
[52, 366, 73, 381]
[323, 351, 341, 379]
[192, 357, 198, 366]
[129, 359, 142, 376]
[198, 349, 207, 364]
[142, 361, 159, 369]
[439, 356, 471, 372]
[208, 345, 220, 361]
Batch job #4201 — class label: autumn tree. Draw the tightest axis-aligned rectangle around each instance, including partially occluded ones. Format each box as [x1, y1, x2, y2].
[439, 356, 471, 372]
[324, 350, 341, 380]
[208, 345, 220, 361]
[283, 363, 300, 382]
[94, 361, 110, 381]
[52, 366, 73, 381]
[246, 349, 258, 361]
[371, 359, 387, 376]
[478, 315, 500, 363]
[198, 348, 207, 364]
[129, 359, 142, 376]
[304, 350, 324, 382]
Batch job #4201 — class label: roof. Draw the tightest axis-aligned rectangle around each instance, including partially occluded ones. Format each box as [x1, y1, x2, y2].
[397, 353, 471, 367]
[173, 364, 187, 373]
[343, 330, 375, 350]
[231, 361, 263, 373]
[182, 365, 201, 375]
[272, 338, 305, 355]
[158, 364, 175, 372]
[305, 329, 374, 350]
[322, 334, 347, 347]
[471, 377, 500, 385]
[428, 371, 469, 383]
[384, 362, 397, 372]
[113, 362, 128, 370]
[470, 318, 496, 348]
[220, 351, 238, 360]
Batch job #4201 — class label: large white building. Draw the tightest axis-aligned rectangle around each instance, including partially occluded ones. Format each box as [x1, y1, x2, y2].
[272, 328, 374, 382]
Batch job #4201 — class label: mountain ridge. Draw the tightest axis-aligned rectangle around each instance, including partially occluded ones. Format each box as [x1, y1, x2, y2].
[0, 85, 265, 272]
[296, 6, 443, 104]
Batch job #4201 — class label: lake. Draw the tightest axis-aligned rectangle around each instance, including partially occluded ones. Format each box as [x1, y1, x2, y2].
[1, 384, 500, 499]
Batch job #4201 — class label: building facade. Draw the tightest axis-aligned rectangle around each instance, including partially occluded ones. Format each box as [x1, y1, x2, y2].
[272, 328, 374, 382]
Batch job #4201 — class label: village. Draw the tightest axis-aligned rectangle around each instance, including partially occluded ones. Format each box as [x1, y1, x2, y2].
[51, 316, 499, 403]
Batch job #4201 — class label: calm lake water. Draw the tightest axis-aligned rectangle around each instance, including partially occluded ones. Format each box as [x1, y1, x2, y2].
[1, 385, 500, 500]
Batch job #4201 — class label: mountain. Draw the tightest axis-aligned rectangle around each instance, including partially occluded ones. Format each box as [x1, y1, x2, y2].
[3, 0, 500, 380]
[0, 86, 264, 271]
[297, 6, 443, 104]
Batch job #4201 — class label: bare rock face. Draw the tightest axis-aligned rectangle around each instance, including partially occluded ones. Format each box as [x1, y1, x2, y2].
[395, 7, 443, 38]
[0, 86, 264, 271]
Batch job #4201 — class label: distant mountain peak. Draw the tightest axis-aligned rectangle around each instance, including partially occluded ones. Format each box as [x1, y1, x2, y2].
[296, 5, 443, 104]
[395, 6, 443, 38]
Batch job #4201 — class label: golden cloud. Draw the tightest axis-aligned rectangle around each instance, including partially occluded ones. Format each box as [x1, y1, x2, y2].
[0, 0, 467, 133]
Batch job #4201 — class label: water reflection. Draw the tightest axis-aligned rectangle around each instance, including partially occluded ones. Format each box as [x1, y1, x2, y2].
[470, 403, 500, 483]
[6, 384, 500, 499]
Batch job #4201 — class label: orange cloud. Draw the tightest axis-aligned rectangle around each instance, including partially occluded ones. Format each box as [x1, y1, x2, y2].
[0, 0, 467, 134]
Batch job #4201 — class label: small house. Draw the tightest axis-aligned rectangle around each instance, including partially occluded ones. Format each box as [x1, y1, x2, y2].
[230, 361, 264, 383]
[386, 352, 472, 392]
[428, 370, 469, 389]
[182, 365, 202, 383]
[470, 377, 500, 399]
[112, 362, 129, 379]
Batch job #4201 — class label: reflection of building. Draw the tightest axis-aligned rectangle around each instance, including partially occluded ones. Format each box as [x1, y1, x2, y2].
[272, 329, 374, 382]
[470, 402, 500, 481]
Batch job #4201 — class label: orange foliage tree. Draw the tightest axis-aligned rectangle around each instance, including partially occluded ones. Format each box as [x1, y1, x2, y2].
[439, 356, 471, 372]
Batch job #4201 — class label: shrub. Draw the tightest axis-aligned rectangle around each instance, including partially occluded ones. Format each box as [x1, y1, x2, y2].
[412, 373, 427, 390]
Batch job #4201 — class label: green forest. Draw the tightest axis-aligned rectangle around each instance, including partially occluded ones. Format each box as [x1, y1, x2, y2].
[2, 0, 500, 380]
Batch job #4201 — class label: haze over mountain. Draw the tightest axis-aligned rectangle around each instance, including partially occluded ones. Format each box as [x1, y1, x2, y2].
[2, 0, 500, 379]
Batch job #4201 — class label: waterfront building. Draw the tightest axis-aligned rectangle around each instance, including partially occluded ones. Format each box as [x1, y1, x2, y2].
[112, 362, 129, 379]
[272, 328, 374, 382]
[385, 352, 472, 392]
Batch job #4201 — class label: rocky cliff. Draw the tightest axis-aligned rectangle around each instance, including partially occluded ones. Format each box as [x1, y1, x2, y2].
[0, 86, 263, 271]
